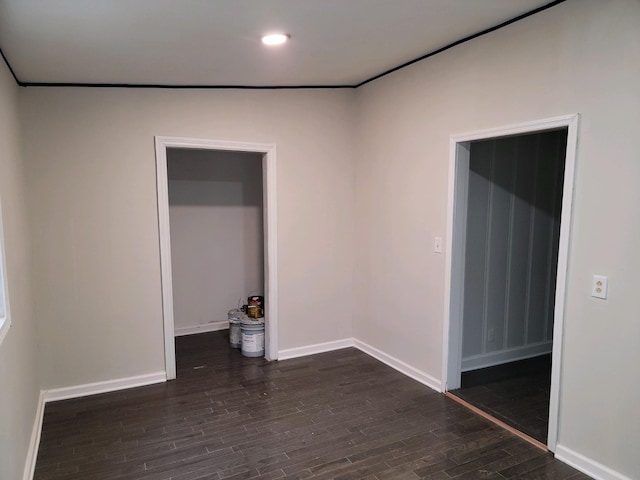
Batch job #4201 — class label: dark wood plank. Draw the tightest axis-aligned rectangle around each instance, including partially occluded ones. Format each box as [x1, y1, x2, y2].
[451, 356, 552, 443]
[33, 332, 588, 479]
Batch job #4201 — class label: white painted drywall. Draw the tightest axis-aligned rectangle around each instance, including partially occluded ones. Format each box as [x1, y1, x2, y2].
[0, 63, 40, 479]
[12, 1, 640, 478]
[167, 149, 264, 332]
[462, 131, 565, 370]
[354, 0, 639, 476]
[20, 88, 356, 390]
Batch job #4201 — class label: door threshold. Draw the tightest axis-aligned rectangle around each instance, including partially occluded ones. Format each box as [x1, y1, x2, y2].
[445, 392, 548, 452]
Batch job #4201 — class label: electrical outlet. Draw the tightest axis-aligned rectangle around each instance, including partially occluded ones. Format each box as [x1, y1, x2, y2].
[591, 275, 608, 299]
[434, 237, 443, 253]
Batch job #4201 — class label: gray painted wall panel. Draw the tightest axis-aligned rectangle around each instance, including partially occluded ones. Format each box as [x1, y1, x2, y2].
[462, 141, 493, 357]
[545, 135, 566, 340]
[462, 130, 566, 368]
[506, 134, 537, 348]
[486, 137, 517, 353]
[527, 134, 558, 343]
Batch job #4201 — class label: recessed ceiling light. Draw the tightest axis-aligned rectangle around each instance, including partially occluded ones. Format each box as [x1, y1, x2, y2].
[261, 33, 290, 46]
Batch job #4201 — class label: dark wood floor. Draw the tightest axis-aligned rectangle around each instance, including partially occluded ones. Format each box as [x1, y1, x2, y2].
[450, 357, 552, 444]
[33, 332, 589, 480]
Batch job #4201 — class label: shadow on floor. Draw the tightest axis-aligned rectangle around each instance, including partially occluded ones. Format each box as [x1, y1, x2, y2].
[450, 354, 552, 444]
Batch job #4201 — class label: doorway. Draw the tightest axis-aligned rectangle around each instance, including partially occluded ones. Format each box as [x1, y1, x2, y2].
[167, 148, 264, 335]
[155, 137, 278, 380]
[443, 115, 579, 452]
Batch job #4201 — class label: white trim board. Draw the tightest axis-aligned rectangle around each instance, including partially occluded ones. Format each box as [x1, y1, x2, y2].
[442, 113, 580, 453]
[175, 322, 228, 337]
[155, 136, 279, 380]
[24, 340, 629, 480]
[354, 340, 443, 393]
[461, 341, 552, 372]
[43, 372, 166, 403]
[278, 338, 443, 393]
[555, 445, 633, 480]
[24, 374, 165, 479]
[22, 391, 45, 480]
[278, 338, 354, 360]
[0, 195, 13, 347]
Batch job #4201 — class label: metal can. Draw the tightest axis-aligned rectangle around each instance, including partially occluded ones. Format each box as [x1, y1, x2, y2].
[247, 296, 264, 318]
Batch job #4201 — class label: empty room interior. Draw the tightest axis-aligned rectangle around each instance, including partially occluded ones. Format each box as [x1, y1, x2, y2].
[0, 1, 638, 480]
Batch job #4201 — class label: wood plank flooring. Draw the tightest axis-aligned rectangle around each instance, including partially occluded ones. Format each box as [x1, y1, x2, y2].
[450, 357, 552, 443]
[33, 332, 590, 480]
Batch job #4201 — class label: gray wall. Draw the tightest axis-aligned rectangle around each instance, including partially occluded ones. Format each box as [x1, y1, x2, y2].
[8, 0, 640, 477]
[354, 0, 640, 476]
[167, 149, 264, 332]
[21, 87, 356, 390]
[462, 131, 566, 370]
[0, 62, 39, 479]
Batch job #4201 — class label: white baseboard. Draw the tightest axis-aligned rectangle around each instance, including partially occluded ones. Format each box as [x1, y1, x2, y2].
[278, 338, 354, 360]
[43, 372, 167, 403]
[554, 445, 632, 480]
[175, 322, 228, 337]
[22, 390, 45, 480]
[461, 341, 552, 372]
[24, 341, 627, 480]
[354, 339, 443, 393]
[278, 338, 443, 393]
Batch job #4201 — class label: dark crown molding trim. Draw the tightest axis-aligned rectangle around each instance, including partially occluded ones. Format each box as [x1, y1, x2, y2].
[1, 0, 566, 90]
[356, 0, 567, 88]
[0, 46, 23, 86]
[19, 82, 354, 89]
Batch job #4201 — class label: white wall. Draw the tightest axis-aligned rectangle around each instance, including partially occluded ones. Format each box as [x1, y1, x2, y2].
[167, 149, 263, 332]
[20, 88, 356, 389]
[0, 63, 40, 479]
[354, 0, 639, 477]
[462, 131, 565, 371]
[12, 1, 640, 477]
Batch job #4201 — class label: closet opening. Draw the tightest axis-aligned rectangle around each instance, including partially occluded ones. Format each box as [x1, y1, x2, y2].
[443, 115, 579, 452]
[156, 137, 278, 380]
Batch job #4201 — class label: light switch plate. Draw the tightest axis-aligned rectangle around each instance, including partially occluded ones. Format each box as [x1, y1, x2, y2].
[591, 275, 608, 299]
[434, 237, 443, 253]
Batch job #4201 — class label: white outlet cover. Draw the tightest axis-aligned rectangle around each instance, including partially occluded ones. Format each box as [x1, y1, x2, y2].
[591, 275, 608, 299]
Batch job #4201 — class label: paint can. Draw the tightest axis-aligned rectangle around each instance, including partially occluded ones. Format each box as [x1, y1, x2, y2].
[241, 317, 265, 357]
[227, 308, 243, 349]
[247, 295, 264, 318]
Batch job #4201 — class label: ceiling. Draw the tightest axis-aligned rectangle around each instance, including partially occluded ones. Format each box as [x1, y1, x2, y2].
[0, 0, 561, 87]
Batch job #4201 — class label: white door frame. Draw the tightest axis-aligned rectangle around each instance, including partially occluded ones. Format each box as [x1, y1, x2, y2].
[155, 136, 279, 380]
[441, 114, 579, 452]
